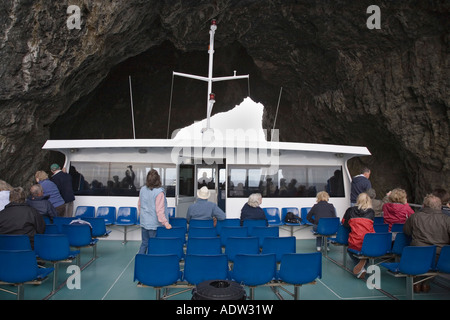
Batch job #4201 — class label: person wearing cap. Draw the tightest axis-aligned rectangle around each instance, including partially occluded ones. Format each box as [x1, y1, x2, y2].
[50, 163, 75, 217]
[186, 186, 226, 224]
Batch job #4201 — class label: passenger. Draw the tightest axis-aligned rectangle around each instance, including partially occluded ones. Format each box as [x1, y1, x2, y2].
[342, 192, 375, 279]
[50, 164, 75, 217]
[240, 193, 267, 226]
[0, 187, 45, 248]
[26, 184, 57, 223]
[350, 167, 372, 206]
[35, 170, 66, 217]
[382, 188, 414, 231]
[432, 188, 450, 217]
[367, 188, 384, 217]
[403, 194, 450, 293]
[186, 186, 226, 224]
[307, 191, 337, 251]
[0, 179, 13, 211]
[138, 169, 172, 254]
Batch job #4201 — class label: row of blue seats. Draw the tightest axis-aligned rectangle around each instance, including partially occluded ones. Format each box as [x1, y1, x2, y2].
[134, 251, 322, 300]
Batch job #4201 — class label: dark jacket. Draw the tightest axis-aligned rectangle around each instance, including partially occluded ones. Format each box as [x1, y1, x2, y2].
[403, 206, 450, 255]
[350, 175, 372, 202]
[51, 171, 75, 203]
[0, 202, 46, 248]
[240, 203, 267, 226]
[26, 195, 57, 222]
[306, 201, 336, 225]
[342, 206, 375, 251]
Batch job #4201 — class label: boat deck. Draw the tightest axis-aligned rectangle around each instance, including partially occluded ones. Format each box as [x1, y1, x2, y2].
[1, 238, 449, 301]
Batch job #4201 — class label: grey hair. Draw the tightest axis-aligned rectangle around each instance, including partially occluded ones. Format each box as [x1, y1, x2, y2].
[247, 193, 262, 208]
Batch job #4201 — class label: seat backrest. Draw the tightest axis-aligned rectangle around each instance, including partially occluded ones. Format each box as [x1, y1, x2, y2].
[361, 232, 392, 257]
[391, 223, 404, 233]
[0, 234, 31, 250]
[374, 224, 389, 233]
[189, 219, 215, 228]
[399, 246, 436, 275]
[243, 219, 267, 233]
[75, 206, 95, 218]
[82, 217, 107, 237]
[436, 245, 450, 273]
[231, 253, 276, 286]
[169, 217, 187, 230]
[34, 234, 70, 261]
[0, 250, 38, 283]
[391, 232, 411, 255]
[225, 237, 260, 262]
[96, 206, 116, 225]
[186, 237, 222, 255]
[148, 237, 184, 260]
[279, 252, 322, 285]
[281, 207, 300, 223]
[373, 216, 384, 224]
[44, 224, 59, 234]
[220, 226, 248, 247]
[263, 207, 281, 225]
[249, 226, 279, 247]
[52, 217, 76, 233]
[300, 207, 312, 224]
[62, 224, 93, 247]
[333, 225, 350, 245]
[116, 207, 137, 224]
[183, 254, 229, 285]
[316, 217, 340, 236]
[188, 227, 217, 238]
[156, 226, 186, 243]
[133, 254, 180, 287]
[216, 219, 240, 234]
[261, 236, 296, 262]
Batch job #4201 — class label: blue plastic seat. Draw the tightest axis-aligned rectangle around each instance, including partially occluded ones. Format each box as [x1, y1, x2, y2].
[229, 253, 277, 300]
[34, 234, 80, 292]
[0, 234, 31, 250]
[381, 246, 436, 300]
[74, 206, 95, 218]
[189, 219, 215, 228]
[169, 217, 187, 230]
[156, 226, 186, 244]
[315, 217, 340, 255]
[348, 232, 392, 265]
[188, 227, 217, 238]
[82, 217, 111, 238]
[44, 224, 59, 234]
[220, 226, 248, 247]
[243, 219, 267, 233]
[263, 207, 283, 226]
[391, 232, 411, 257]
[436, 245, 450, 274]
[225, 237, 260, 262]
[261, 236, 296, 263]
[249, 226, 279, 248]
[329, 224, 350, 265]
[373, 216, 384, 224]
[0, 250, 54, 300]
[391, 223, 404, 233]
[183, 254, 229, 285]
[96, 206, 116, 225]
[115, 207, 138, 243]
[148, 237, 184, 260]
[216, 219, 240, 235]
[133, 254, 182, 300]
[374, 223, 389, 233]
[52, 217, 76, 233]
[167, 207, 176, 218]
[62, 224, 98, 267]
[277, 252, 322, 300]
[300, 207, 313, 225]
[186, 237, 222, 255]
[281, 207, 301, 225]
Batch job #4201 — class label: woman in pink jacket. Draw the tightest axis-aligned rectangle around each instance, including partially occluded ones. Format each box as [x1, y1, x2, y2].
[382, 188, 414, 231]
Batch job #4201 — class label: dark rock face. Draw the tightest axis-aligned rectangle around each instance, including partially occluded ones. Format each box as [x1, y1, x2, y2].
[0, 1, 448, 203]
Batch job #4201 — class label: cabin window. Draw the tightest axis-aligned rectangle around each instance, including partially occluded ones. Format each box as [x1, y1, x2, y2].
[227, 165, 345, 198]
[69, 162, 176, 197]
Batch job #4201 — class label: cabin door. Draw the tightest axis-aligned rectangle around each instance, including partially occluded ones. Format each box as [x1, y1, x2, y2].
[175, 162, 195, 218]
[196, 161, 226, 212]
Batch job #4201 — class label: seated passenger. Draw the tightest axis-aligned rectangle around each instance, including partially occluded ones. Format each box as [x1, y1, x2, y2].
[382, 188, 414, 231]
[186, 186, 226, 224]
[342, 192, 375, 279]
[26, 184, 57, 223]
[307, 191, 337, 251]
[240, 193, 267, 226]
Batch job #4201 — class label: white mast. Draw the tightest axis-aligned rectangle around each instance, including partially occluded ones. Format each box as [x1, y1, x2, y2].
[173, 20, 249, 134]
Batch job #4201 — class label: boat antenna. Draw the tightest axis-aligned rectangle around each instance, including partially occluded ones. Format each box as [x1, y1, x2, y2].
[272, 87, 283, 141]
[172, 20, 250, 134]
[167, 73, 174, 139]
[128, 75, 136, 139]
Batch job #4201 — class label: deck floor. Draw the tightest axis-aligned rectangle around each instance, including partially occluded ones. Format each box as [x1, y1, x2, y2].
[1, 239, 449, 301]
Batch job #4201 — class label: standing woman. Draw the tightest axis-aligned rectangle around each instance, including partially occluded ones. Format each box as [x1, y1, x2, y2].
[138, 169, 172, 254]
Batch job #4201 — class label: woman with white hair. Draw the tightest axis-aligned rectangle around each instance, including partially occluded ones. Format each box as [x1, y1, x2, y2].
[240, 193, 267, 226]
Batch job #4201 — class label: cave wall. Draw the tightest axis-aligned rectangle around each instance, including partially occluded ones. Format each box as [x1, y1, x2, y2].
[1, 0, 448, 203]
